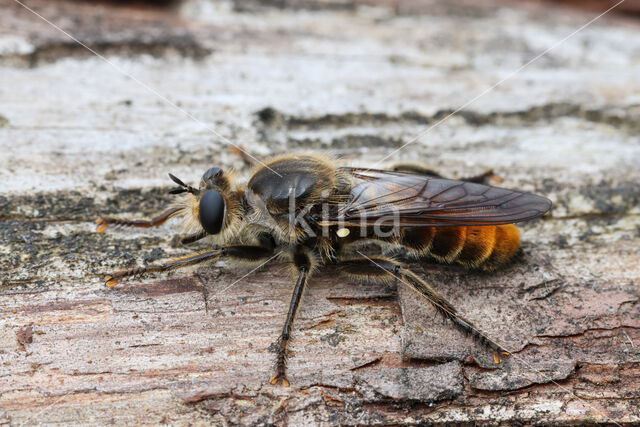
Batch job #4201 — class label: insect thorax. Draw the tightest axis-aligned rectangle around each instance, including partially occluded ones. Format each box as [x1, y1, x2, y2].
[245, 154, 350, 243]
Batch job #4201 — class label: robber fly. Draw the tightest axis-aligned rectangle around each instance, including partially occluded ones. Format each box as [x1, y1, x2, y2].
[95, 153, 551, 386]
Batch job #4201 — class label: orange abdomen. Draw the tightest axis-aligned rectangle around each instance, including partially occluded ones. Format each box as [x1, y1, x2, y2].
[401, 224, 521, 270]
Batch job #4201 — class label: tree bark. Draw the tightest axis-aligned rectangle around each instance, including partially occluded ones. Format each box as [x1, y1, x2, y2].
[1, 0, 639, 424]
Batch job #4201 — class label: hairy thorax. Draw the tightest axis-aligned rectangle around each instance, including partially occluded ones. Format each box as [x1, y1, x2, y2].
[246, 154, 351, 244]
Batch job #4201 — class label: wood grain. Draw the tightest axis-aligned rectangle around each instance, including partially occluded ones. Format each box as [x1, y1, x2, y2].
[1, 0, 639, 424]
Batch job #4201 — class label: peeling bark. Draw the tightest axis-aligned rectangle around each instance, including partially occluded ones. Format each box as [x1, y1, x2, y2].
[1, 0, 639, 424]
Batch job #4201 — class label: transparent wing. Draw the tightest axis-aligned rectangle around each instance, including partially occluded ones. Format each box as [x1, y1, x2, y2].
[330, 168, 552, 226]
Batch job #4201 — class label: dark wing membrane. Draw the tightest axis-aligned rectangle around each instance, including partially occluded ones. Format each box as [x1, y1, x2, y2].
[330, 167, 552, 227]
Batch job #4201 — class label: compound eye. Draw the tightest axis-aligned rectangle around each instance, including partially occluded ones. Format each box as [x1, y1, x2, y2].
[202, 167, 222, 182]
[198, 190, 225, 234]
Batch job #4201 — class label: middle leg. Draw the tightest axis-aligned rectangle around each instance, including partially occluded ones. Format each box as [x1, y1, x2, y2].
[269, 248, 311, 386]
[103, 233, 277, 287]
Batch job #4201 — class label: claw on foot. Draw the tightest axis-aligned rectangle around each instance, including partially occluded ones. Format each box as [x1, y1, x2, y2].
[269, 375, 290, 387]
[95, 217, 108, 233]
[492, 350, 511, 364]
[104, 275, 118, 288]
[487, 170, 503, 184]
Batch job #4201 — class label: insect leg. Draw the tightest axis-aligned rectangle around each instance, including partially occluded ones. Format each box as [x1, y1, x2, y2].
[338, 256, 509, 362]
[269, 249, 310, 387]
[180, 230, 208, 245]
[459, 169, 501, 184]
[228, 145, 257, 168]
[391, 163, 499, 184]
[390, 163, 443, 178]
[104, 250, 221, 287]
[96, 207, 182, 232]
[104, 233, 276, 287]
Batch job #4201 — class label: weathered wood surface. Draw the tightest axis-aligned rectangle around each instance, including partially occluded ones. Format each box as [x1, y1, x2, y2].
[1, 0, 639, 424]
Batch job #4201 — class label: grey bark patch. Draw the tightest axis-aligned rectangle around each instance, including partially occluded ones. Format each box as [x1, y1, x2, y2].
[0, 192, 97, 220]
[0, 188, 176, 220]
[257, 103, 640, 139]
[0, 0, 209, 68]
[354, 362, 463, 402]
[467, 358, 576, 391]
[6, 37, 211, 68]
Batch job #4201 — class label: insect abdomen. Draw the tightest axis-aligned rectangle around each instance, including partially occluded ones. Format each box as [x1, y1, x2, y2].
[401, 224, 520, 270]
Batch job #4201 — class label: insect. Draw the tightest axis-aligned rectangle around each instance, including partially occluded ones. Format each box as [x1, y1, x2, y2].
[96, 153, 551, 386]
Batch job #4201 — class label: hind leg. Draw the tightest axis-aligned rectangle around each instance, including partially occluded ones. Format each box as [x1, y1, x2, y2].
[391, 162, 501, 184]
[337, 255, 509, 363]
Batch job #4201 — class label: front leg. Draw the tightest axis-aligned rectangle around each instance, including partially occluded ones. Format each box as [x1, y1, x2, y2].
[96, 207, 183, 233]
[269, 248, 311, 387]
[97, 207, 209, 245]
[103, 233, 276, 287]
